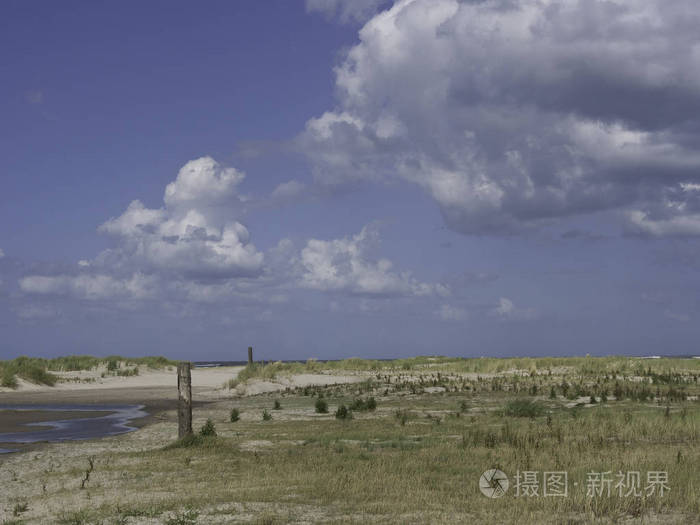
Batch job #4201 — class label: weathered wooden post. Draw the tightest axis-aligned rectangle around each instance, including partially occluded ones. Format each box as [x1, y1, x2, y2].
[247, 346, 253, 365]
[177, 361, 192, 439]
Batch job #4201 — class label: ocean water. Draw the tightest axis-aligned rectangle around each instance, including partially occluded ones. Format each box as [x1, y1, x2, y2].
[0, 404, 147, 452]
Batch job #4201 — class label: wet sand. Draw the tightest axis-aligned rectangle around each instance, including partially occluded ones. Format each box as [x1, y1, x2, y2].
[0, 409, 115, 433]
[0, 386, 213, 454]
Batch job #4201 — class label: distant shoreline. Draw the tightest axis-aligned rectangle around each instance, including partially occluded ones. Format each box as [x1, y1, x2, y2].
[193, 354, 700, 367]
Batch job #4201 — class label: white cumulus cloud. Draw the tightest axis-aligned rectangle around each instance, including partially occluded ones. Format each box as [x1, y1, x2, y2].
[20, 157, 264, 305]
[163, 157, 246, 209]
[299, 225, 448, 297]
[97, 157, 263, 279]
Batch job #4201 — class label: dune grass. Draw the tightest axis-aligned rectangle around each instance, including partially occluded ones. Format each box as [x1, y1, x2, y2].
[0, 355, 176, 388]
[228, 355, 700, 386]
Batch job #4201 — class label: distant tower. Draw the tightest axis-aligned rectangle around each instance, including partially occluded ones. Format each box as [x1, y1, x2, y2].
[248, 346, 253, 365]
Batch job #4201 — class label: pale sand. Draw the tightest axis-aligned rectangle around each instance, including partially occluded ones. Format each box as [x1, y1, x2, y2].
[0, 365, 245, 394]
[0, 365, 368, 405]
[230, 373, 366, 396]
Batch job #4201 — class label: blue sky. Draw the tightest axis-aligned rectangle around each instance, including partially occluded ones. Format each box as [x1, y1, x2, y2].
[2, 0, 700, 360]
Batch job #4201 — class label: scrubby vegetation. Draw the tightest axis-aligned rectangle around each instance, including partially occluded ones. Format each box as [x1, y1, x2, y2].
[1, 366, 18, 388]
[199, 419, 217, 437]
[2, 355, 700, 523]
[335, 404, 352, 420]
[315, 397, 329, 414]
[227, 354, 700, 387]
[0, 357, 58, 387]
[349, 396, 377, 411]
[0, 354, 175, 389]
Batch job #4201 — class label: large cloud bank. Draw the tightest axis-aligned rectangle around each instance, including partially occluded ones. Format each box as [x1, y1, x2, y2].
[300, 0, 700, 235]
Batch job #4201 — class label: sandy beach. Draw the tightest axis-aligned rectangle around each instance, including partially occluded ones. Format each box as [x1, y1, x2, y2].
[0, 365, 367, 451]
[0, 366, 244, 442]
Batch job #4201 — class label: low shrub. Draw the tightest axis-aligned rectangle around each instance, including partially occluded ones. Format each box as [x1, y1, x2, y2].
[230, 408, 240, 422]
[349, 396, 377, 411]
[335, 404, 352, 420]
[315, 397, 328, 414]
[1, 368, 17, 388]
[13, 502, 28, 517]
[199, 419, 217, 437]
[18, 364, 57, 386]
[262, 409, 272, 421]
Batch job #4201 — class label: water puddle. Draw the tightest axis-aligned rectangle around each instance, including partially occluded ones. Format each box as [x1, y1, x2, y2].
[0, 404, 147, 451]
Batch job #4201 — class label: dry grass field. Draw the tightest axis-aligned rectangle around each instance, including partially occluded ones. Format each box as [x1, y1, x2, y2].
[1, 356, 699, 524]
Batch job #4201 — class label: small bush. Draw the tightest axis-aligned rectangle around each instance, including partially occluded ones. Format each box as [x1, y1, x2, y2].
[16, 364, 57, 386]
[13, 502, 28, 517]
[273, 399, 281, 410]
[349, 396, 377, 411]
[335, 404, 352, 420]
[485, 431, 498, 448]
[315, 397, 328, 413]
[199, 419, 217, 436]
[262, 409, 272, 421]
[1, 368, 17, 388]
[503, 399, 545, 418]
[230, 408, 240, 422]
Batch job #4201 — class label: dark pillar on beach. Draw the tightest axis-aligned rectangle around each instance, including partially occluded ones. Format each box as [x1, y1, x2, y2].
[177, 362, 192, 439]
[248, 346, 253, 365]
